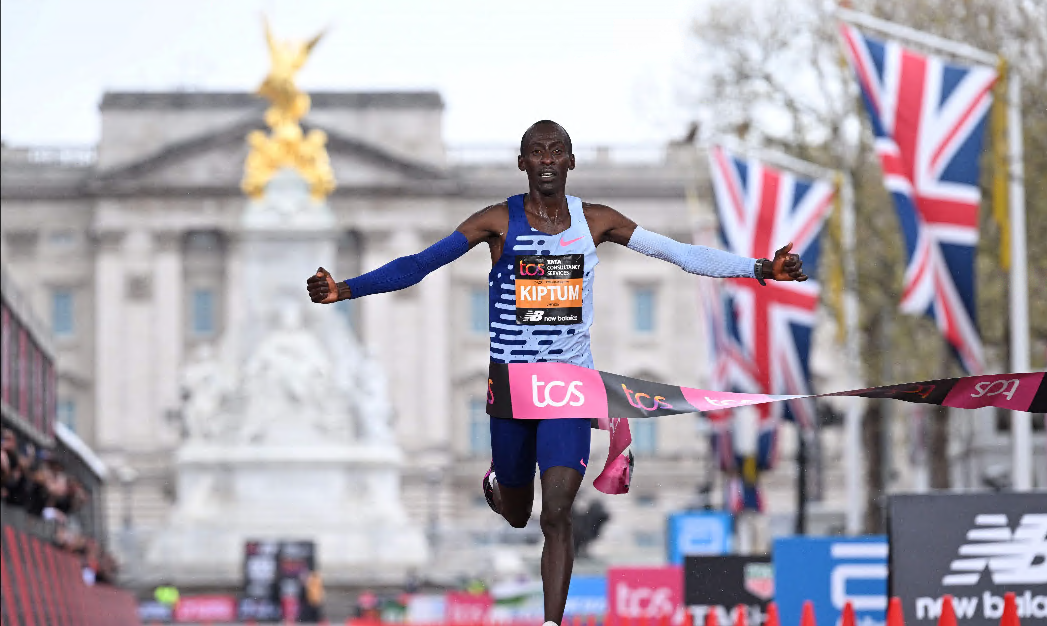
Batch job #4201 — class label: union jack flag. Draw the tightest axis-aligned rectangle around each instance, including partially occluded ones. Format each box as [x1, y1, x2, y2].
[840, 24, 996, 374]
[699, 147, 834, 511]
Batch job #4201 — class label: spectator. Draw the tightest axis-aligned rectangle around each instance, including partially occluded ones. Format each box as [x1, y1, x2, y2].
[1, 425, 119, 587]
[299, 569, 325, 623]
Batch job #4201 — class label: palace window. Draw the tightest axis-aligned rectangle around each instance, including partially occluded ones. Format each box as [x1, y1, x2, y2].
[191, 288, 215, 335]
[470, 288, 488, 334]
[468, 397, 491, 456]
[51, 289, 74, 337]
[633, 286, 655, 333]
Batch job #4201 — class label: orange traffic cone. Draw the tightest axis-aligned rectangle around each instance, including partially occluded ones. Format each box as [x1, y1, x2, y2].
[938, 595, 957, 626]
[764, 602, 781, 626]
[705, 607, 719, 626]
[887, 597, 905, 626]
[841, 602, 856, 626]
[734, 605, 747, 626]
[801, 601, 817, 626]
[1001, 592, 1021, 626]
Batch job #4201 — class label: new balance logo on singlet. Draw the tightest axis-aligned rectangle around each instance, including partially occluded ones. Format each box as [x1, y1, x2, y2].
[523, 311, 545, 322]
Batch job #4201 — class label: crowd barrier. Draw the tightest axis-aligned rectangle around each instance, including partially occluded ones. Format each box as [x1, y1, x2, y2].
[337, 593, 1024, 626]
[0, 524, 140, 626]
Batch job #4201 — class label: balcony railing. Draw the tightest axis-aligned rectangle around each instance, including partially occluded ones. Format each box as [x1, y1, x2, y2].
[1, 146, 97, 167]
[447, 144, 668, 167]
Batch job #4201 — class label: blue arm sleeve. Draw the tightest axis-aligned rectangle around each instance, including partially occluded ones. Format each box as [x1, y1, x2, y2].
[626, 226, 757, 278]
[345, 230, 470, 298]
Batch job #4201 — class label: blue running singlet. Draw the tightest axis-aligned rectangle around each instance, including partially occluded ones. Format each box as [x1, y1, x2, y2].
[487, 194, 599, 368]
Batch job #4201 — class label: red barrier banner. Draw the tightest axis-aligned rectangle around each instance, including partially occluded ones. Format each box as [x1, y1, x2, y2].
[0, 524, 140, 626]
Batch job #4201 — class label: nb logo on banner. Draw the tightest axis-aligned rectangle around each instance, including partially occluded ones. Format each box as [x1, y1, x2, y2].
[532, 375, 585, 408]
[942, 514, 1047, 586]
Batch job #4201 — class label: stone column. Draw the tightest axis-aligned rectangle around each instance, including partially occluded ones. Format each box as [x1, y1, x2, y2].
[121, 230, 161, 450]
[152, 229, 183, 448]
[93, 229, 126, 451]
[418, 234, 452, 452]
[223, 232, 246, 365]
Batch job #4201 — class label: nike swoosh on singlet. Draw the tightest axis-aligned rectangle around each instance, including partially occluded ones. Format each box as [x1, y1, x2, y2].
[560, 235, 584, 246]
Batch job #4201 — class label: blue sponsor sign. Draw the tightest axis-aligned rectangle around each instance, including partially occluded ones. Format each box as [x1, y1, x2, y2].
[774, 536, 888, 626]
[565, 576, 607, 616]
[667, 512, 732, 565]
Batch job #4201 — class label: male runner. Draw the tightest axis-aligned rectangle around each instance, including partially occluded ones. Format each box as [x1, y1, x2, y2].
[307, 120, 806, 626]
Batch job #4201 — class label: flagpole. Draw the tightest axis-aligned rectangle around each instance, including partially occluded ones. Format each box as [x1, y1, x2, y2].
[1007, 72, 1032, 490]
[835, 7, 997, 65]
[841, 174, 865, 533]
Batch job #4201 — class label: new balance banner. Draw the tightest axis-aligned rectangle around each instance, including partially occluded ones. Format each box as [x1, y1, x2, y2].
[774, 536, 888, 626]
[487, 363, 1045, 494]
[888, 493, 1047, 625]
[684, 556, 774, 626]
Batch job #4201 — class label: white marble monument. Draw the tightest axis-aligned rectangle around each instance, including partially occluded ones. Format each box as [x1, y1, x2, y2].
[146, 169, 427, 584]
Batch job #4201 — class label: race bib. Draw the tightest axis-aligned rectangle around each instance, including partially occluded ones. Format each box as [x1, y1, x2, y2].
[515, 254, 584, 325]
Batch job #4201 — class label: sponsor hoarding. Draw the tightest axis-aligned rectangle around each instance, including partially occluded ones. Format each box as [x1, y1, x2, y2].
[667, 511, 733, 565]
[684, 556, 773, 626]
[889, 493, 1047, 625]
[446, 591, 493, 624]
[173, 595, 237, 623]
[608, 566, 684, 626]
[774, 536, 887, 626]
[565, 576, 608, 616]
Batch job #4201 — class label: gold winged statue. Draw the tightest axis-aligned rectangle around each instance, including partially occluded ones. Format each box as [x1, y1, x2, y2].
[242, 19, 336, 201]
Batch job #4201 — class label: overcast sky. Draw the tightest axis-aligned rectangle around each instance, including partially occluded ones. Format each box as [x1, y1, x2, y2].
[1, 0, 704, 148]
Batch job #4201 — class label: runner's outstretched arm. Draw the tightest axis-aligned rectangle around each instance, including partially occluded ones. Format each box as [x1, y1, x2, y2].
[307, 204, 507, 303]
[584, 202, 807, 283]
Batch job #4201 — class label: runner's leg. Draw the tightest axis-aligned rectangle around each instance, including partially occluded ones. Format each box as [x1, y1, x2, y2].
[536, 418, 591, 623]
[539, 466, 584, 623]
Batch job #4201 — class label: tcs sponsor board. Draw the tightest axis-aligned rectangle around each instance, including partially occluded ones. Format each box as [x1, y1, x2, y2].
[774, 536, 887, 626]
[608, 566, 684, 626]
[684, 556, 774, 626]
[889, 493, 1046, 626]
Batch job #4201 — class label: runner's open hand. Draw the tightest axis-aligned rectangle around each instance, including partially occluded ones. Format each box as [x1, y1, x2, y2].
[771, 243, 807, 282]
[306, 267, 350, 303]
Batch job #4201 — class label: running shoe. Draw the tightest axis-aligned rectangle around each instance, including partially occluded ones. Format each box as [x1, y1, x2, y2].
[482, 462, 499, 514]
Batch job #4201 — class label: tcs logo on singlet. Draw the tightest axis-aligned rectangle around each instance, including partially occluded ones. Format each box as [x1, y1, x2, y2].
[531, 375, 585, 408]
[518, 259, 546, 276]
[621, 384, 673, 411]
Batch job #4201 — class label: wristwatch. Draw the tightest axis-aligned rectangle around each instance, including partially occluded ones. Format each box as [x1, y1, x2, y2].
[754, 258, 771, 286]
